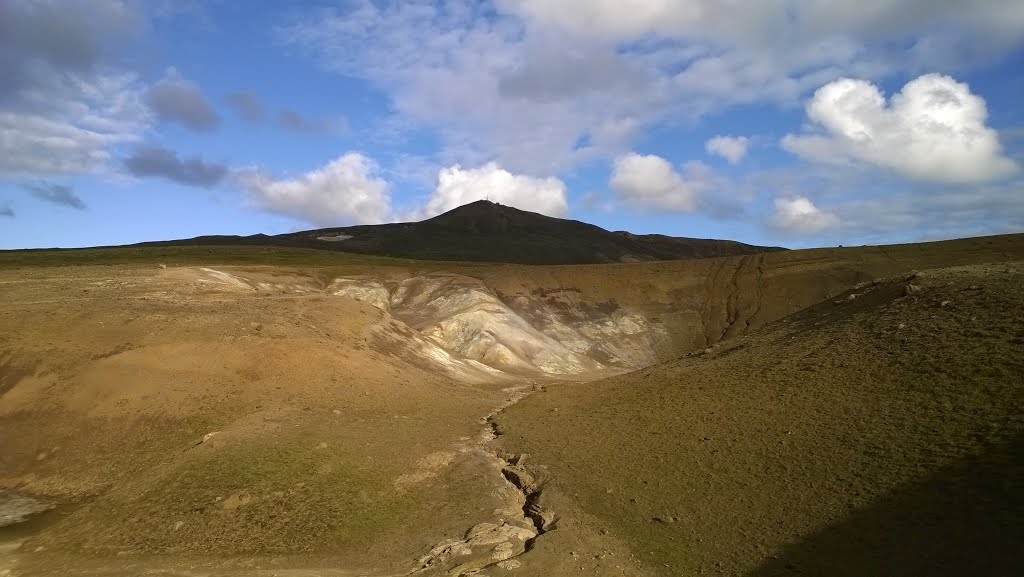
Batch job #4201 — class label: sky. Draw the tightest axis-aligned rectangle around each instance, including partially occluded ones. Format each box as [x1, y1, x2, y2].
[1, 0, 1023, 250]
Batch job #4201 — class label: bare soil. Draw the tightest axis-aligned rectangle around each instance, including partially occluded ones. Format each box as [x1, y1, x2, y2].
[496, 263, 1024, 576]
[1, 234, 1021, 576]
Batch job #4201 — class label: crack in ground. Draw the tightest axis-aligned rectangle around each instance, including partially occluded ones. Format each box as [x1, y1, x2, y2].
[408, 384, 558, 576]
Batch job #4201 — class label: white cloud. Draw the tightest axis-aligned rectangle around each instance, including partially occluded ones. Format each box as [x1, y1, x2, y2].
[610, 153, 713, 213]
[238, 153, 390, 227]
[420, 163, 567, 218]
[499, 1, 1024, 50]
[282, 2, 655, 174]
[706, 136, 749, 164]
[0, 0, 151, 178]
[283, 1, 1024, 175]
[770, 196, 839, 235]
[782, 74, 1018, 183]
[0, 72, 150, 177]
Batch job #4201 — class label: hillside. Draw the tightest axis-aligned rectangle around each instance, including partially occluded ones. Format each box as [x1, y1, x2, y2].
[496, 262, 1024, 576]
[0, 233, 1021, 576]
[135, 200, 782, 264]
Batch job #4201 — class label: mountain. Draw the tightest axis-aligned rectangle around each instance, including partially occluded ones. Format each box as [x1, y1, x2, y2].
[140, 201, 783, 264]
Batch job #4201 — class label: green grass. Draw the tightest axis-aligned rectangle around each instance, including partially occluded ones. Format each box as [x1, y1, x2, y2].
[41, 430, 414, 556]
[0, 244, 502, 273]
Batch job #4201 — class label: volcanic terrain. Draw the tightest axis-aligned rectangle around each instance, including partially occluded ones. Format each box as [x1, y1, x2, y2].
[1, 206, 1021, 577]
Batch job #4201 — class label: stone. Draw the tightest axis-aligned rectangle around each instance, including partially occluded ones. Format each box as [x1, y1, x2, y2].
[492, 541, 515, 561]
[502, 465, 534, 490]
[509, 453, 529, 466]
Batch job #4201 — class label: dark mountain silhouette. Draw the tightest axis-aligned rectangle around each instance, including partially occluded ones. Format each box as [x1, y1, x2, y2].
[138, 200, 784, 264]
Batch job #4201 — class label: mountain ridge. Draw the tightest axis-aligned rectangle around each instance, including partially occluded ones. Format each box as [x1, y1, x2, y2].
[135, 200, 784, 265]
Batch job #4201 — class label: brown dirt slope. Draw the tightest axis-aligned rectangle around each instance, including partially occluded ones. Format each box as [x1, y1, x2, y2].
[0, 234, 1022, 576]
[496, 262, 1024, 577]
[0, 266, 519, 575]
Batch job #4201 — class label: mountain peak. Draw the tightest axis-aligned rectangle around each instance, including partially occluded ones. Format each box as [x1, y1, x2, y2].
[424, 200, 573, 234]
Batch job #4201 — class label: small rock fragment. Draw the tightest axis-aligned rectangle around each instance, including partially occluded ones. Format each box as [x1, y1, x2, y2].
[509, 453, 529, 466]
[502, 466, 534, 490]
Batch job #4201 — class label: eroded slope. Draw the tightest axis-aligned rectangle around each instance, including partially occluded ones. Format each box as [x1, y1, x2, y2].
[0, 234, 1022, 575]
[496, 262, 1024, 577]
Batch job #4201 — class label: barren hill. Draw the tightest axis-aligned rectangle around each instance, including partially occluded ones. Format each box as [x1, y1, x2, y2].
[0, 233, 1021, 576]
[497, 261, 1024, 576]
[136, 200, 782, 264]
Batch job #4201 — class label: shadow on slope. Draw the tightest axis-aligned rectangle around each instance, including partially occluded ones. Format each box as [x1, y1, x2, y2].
[494, 261, 1024, 576]
[134, 200, 782, 265]
[746, 432, 1024, 577]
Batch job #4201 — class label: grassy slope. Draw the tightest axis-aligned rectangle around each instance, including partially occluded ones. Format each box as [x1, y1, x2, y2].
[2, 235, 1023, 574]
[0, 265, 510, 574]
[497, 262, 1024, 576]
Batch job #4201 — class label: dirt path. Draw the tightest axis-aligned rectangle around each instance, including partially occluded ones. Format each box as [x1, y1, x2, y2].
[406, 383, 559, 576]
[0, 385, 558, 577]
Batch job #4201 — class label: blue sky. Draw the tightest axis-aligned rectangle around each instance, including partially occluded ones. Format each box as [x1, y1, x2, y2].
[2, 0, 1023, 250]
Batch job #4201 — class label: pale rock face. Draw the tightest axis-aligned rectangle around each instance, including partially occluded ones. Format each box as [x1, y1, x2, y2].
[196, 268, 664, 379]
[328, 278, 391, 311]
[199, 268, 253, 290]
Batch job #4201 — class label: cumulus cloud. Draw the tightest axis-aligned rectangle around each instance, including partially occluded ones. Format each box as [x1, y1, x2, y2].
[0, 1, 150, 178]
[782, 74, 1019, 183]
[238, 153, 390, 227]
[610, 153, 720, 213]
[21, 181, 87, 210]
[146, 68, 220, 132]
[770, 196, 839, 235]
[123, 146, 229, 188]
[706, 136, 749, 164]
[225, 91, 265, 123]
[278, 109, 345, 136]
[284, 1, 1024, 173]
[420, 163, 568, 218]
[280, 2, 661, 173]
